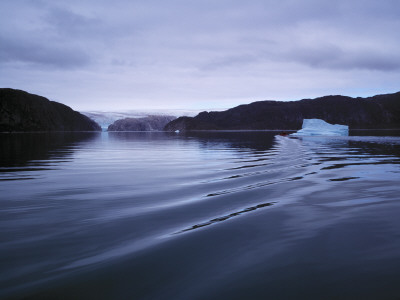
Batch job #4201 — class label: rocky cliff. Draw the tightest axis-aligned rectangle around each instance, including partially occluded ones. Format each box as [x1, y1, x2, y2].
[108, 115, 176, 131]
[0, 89, 101, 132]
[165, 92, 400, 131]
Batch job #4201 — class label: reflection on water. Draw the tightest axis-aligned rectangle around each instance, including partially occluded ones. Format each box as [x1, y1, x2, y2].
[0, 132, 100, 180]
[1, 131, 400, 300]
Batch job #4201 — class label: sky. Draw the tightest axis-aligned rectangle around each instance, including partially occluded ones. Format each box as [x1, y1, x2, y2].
[1, 0, 399, 111]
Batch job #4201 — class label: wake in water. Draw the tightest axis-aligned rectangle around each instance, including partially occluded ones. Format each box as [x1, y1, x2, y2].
[1, 132, 400, 299]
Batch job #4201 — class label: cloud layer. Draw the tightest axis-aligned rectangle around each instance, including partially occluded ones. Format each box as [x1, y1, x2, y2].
[1, 0, 399, 110]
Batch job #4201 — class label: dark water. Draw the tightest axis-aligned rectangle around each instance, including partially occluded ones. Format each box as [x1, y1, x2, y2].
[1, 131, 400, 300]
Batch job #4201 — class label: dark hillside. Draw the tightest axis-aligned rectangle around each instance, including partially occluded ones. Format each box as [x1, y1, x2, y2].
[0, 89, 101, 132]
[165, 92, 400, 131]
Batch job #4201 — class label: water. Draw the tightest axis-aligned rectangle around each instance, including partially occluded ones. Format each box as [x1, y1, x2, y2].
[1, 131, 400, 299]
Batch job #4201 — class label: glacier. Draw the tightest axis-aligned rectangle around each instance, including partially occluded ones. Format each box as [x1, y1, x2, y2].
[291, 119, 349, 136]
[81, 110, 202, 131]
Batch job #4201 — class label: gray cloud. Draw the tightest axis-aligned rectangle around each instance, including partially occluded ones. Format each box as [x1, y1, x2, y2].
[0, 35, 91, 69]
[200, 55, 261, 71]
[0, 2, 95, 69]
[0, 0, 399, 110]
[286, 45, 400, 71]
[44, 6, 103, 37]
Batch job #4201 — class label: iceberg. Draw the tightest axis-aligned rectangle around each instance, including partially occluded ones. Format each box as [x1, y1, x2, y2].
[291, 119, 349, 136]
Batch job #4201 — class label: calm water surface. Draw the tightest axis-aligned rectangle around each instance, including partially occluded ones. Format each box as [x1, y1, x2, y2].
[1, 131, 400, 299]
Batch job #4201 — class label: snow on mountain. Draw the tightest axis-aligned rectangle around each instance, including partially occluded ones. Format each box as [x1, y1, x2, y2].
[81, 109, 204, 131]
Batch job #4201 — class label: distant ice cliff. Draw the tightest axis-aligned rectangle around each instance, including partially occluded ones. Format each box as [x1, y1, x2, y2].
[82, 110, 203, 131]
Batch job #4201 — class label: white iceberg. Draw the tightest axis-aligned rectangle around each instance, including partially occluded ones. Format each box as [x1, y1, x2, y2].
[291, 119, 348, 136]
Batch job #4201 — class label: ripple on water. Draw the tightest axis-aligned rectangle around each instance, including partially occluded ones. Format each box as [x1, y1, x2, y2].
[1, 132, 400, 300]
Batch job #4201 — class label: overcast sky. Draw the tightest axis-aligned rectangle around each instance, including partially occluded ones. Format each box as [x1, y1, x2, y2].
[1, 0, 399, 111]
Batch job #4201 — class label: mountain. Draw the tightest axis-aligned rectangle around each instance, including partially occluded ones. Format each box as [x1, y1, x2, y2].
[108, 115, 176, 131]
[82, 109, 201, 131]
[164, 92, 400, 131]
[0, 89, 101, 132]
